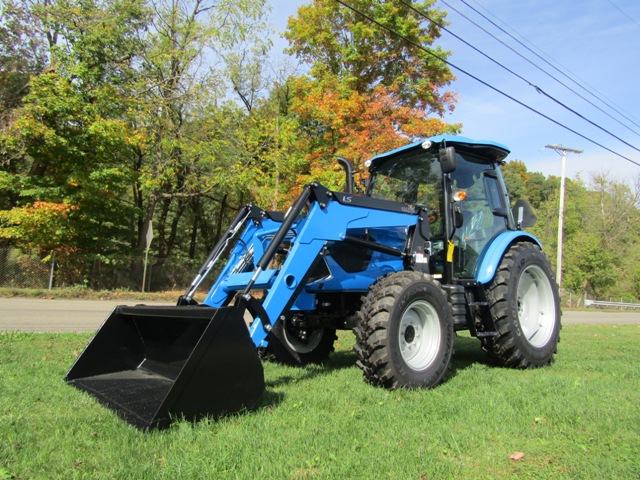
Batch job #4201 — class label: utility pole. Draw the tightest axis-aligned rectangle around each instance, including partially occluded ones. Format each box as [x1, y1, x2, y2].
[545, 144, 583, 287]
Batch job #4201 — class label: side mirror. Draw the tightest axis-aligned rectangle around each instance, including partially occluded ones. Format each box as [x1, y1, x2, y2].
[439, 146, 456, 174]
[491, 208, 509, 218]
[511, 199, 537, 229]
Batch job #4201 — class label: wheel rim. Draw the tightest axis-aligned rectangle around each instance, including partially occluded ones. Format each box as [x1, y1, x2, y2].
[398, 300, 441, 371]
[283, 321, 323, 354]
[517, 265, 556, 348]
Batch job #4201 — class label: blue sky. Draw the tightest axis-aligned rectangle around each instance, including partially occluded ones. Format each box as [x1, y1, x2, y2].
[268, 0, 640, 182]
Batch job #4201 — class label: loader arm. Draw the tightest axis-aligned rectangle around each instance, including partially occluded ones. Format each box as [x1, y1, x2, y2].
[200, 183, 422, 349]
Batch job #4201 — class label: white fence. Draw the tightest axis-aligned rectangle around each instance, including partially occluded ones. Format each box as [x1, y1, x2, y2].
[585, 299, 640, 310]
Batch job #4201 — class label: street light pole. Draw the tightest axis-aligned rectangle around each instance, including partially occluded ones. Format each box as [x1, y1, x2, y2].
[545, 144, 583, 287]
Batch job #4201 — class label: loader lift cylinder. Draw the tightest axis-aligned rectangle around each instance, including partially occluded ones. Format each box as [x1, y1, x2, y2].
[181, 204, 255, 303]
[255, 185, 312, 273]
[242, 184, 313, 296]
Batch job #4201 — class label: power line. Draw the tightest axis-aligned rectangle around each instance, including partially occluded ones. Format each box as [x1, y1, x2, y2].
[606, 0, 640, 31]
[460, 0, 640, 131]
[333, 0, 640, 167]
[402, 0, 640, 154]
[440, 0, 640, 138]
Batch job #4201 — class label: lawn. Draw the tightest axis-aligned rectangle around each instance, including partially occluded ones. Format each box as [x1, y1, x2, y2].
[1, 324, 639, 479]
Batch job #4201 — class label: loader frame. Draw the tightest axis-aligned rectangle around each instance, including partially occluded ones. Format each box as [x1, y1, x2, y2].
[201, 182, 430, 346]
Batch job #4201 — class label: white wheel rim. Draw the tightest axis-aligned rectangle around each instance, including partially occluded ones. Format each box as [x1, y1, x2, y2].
[283, 324, 323, 354]
[517, 265, 556, 348]
[398, 300, 441, 370]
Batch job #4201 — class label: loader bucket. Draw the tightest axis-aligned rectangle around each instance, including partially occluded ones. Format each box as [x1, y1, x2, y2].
[65, 305, 264, 430]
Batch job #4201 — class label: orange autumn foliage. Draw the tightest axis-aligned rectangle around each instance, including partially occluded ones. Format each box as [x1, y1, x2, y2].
[289, 76, 460, 196]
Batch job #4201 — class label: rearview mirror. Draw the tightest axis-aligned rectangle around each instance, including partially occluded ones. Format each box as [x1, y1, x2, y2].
[439, 146, 456, 173]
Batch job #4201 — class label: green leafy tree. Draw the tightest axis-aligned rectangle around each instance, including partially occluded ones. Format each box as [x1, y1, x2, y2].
[501, 160, 527, 204]
[232, 78, 307, 210]
[583, 174, 640, 298]
[501, 160, 555, 209]
[503, 160, 640, 300]
[1, 0, 276, 288]
[286, 0, 455, 110]
[132, 0, 271, 268]
[0, 0, 150, 286]
[0, 1, 48, 116]
[563, 232, 618, 297]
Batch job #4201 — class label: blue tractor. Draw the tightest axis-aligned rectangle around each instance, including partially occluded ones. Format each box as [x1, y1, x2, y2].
[66, 135, 561, 429]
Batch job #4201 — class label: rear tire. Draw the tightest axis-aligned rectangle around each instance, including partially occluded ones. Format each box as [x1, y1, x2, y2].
[261, 314, 336, 366]
[354, 271, 454, 389]
[484, 242, 561, 368]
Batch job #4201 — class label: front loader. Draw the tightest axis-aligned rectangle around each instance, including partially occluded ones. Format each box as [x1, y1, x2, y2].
[66, 135, 561, 429]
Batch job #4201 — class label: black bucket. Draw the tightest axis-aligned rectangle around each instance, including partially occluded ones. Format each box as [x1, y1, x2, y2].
[65, 305, 265, 430]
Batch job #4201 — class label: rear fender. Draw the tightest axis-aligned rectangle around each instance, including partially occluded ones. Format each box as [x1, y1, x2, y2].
[474, 231, 542, 284]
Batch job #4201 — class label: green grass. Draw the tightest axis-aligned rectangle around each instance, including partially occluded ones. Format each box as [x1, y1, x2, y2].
[1, 325, 639, 479]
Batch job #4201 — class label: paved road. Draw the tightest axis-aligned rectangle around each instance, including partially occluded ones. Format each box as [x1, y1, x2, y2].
[560, 309, 640, 325]
[0, 297, 172, 332]
[0, 297, 639, 332]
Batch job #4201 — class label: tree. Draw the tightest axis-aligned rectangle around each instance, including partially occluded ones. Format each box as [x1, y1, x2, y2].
[1, 0, 279, 288]
[132, 0, 271, 266]
[286, 0, 455, 111]
[500, 160, 527, 204]
[505, 161, 640, 300]
[232, 77, 307, 210]
[0, 0, 150, 286]
[284, 0, 460, 190]
[0, 0, 48, 116]
[580, 174, 640, 298]
[501, 160, 555, 209]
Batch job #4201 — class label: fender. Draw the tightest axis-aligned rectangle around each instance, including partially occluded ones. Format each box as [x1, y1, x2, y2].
[474, 231, 542, 284]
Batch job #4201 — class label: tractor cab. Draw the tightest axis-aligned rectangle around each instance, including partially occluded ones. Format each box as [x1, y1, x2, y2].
[365, 136, 514, 279]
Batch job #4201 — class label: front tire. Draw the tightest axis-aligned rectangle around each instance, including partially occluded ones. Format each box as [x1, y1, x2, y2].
[354, 271, 454, 389]
[261, 314, 336, 366]
[484, 242, 561, 368]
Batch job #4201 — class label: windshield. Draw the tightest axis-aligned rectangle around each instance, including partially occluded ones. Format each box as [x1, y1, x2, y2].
[368, 149, 444, 236]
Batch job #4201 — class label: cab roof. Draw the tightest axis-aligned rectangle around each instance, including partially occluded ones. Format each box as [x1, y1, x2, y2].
[367, 135, 511, 171]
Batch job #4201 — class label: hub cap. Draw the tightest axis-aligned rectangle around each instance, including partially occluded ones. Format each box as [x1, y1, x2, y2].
[398, 300, 441, 370]
[517, 265, 556, 347]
